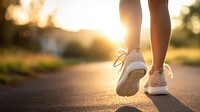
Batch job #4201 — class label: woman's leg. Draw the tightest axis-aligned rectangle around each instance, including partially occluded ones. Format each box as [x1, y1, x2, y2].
[119, 0, 142, 54]
[116, 0, 147, 96]
[148, 0, 171, 74]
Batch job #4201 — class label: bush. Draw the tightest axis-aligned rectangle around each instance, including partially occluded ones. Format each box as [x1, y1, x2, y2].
[0, 53, 63, 85]
[170, 0, 200, 48]
[0, 74, 24, 85]
[63, 41, 87, 57]
[0, 62, 8, 73]
[0, 74, 12, 85]
[33, 60, 62, 72]
[88, 37, 114, 60]
[175, 56, 200, 66]
[170, 37, 189, 48]
[171, 32, 200, 48]
[6, 61, 33, 76]
[0, 61, 33, 76]
[63, 37, 115, 60]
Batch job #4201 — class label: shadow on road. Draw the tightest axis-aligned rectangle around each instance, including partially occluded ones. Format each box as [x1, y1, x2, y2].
[116, 106, 141, 112]
[146, 94, 193, 112]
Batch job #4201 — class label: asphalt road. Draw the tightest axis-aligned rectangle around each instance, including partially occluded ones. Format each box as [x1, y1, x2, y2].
[0, 62, 200, 112]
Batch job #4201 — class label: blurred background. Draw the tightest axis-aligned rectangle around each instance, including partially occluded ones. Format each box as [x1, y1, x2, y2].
[0, 0, 199, 85]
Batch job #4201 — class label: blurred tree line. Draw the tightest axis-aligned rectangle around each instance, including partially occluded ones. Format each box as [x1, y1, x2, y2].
[0, 0, 115, 60]
[171, 0, 200, 48]
[63, 37, 114, 60]
[0, 0, 20, 48]
[0, 0, 52, 51]
[0, 0, 199, 60]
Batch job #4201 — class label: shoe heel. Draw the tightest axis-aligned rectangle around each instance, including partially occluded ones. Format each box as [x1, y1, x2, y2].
[116, 69, 146, 97]
[129, 69, 146, 80]
[147, 86, 169, 95]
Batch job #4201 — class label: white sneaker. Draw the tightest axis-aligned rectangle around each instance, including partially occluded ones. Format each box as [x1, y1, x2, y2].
[113, 48, 147, 96]
[144, 64, 173, 95]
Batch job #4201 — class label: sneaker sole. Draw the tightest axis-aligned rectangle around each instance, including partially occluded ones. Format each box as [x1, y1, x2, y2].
[116, 69, 146, 97]
[144, 86, 169, 95]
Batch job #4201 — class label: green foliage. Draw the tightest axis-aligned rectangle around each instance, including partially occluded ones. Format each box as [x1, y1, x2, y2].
[7, 61, 33, 76]
[174, 56, 200, 66]
[0, 53, 63, 84]
[171, 0, 200, 48]
[63, 41, 87, 57]
[170, 35, 191, 48]
[143, 48, 200, 66]
[63, 37, 115, 60]
[13, 26, 41, 51]
[0, 74, 13, 85]
[181, 0, 200, 36]
[88, 37, 114, 60]
[0, 61, 33, 76]
[33, 61, 62, 72]
[64, 58, 92, 65]
[0, 0, 19, 48]
[0, 62, 8, 73]
[0, 74, 24, 85]
[0, 0, 45, 51]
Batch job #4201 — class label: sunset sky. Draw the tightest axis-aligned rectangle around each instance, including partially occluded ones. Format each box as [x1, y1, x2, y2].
[49, 0, 195, 30]
[9, 0, 196, 42]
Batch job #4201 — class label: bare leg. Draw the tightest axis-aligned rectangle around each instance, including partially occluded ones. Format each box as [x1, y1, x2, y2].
[119, 0, 142, 54]
[148, 0, 171, 74]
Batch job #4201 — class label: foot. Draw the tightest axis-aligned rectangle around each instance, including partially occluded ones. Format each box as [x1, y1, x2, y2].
[144, 64, 173, 95]
[114, 49, 147, 97]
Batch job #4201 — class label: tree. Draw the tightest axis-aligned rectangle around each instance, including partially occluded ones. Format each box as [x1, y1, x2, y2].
[171, 0, 200, 48]
[0, 0, 19, 47]
[0, 0, 57, 50]
[63, 41, 87, 58]
[89, 37, 114, 60]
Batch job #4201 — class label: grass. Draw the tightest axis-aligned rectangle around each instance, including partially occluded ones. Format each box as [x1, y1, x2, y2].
[0, 48, 199, 85]
[33, 60, 63, 72]
[64, 57, 98, 65]
[143, 48, 200, 66]
[0, 52, 63, 85]
[0, 74, 24, 85]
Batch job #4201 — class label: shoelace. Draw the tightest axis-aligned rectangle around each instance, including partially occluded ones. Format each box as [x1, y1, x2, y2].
[148, 63, 173, 79]
[113, 48, 127, 72]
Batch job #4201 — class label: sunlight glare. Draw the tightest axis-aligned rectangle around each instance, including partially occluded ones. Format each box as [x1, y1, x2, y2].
[10, 0, 196, 38]
[103, 25, 126, 43]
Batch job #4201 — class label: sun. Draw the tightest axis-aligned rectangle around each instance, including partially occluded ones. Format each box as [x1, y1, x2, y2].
[102, 25, 126, 43]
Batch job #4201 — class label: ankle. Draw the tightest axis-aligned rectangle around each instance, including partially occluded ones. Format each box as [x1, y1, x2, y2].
[127, 47, 140, 54]
[150, 66, 163, 75]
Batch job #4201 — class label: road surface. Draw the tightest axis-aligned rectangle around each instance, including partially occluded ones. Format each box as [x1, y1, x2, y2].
[0, 62, 200, 112]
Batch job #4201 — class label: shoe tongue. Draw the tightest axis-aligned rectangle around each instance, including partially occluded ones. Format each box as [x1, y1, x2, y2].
[126, 49, 139, 56]
[150, 69, 163, 76]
